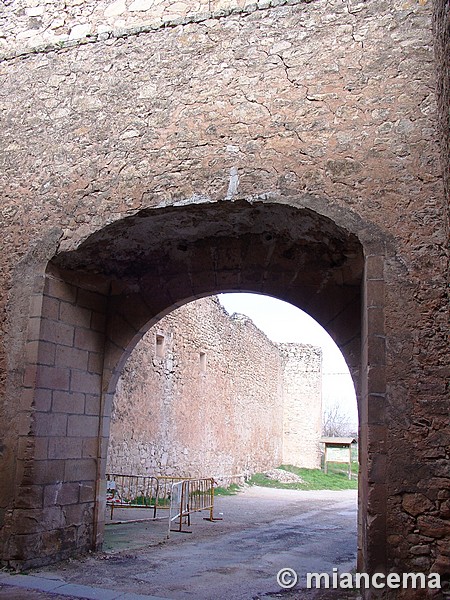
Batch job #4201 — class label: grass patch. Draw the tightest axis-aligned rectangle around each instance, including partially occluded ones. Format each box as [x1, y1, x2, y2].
[247, 464, 358, 491]
[129, 495, 170, 506]
[214, 483, 241, 496]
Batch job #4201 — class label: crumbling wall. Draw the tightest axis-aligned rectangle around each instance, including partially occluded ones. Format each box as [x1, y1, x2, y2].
[107, 296, 323, 481]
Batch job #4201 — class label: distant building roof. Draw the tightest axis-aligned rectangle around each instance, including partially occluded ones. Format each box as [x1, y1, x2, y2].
[320, 437, 357, 445]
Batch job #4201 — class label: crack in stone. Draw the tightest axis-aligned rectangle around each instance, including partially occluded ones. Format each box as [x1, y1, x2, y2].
[0, 0, 319, 63]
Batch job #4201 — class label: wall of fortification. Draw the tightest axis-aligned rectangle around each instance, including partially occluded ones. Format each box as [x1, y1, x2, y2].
[107, 297, 322, 481]
[281, 343, 322, 469]
[1, 0, 448, 580]
[433, 0, 449, 229]
[1, 0, 313, 60]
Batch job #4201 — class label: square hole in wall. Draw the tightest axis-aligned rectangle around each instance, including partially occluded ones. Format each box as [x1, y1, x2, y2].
[199, 351, 207, 373]
[156, 334, 165, 358]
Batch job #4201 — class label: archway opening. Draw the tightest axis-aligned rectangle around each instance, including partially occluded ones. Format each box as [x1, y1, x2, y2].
[101, 291, 359, 596]
[9, 200, 382, 577]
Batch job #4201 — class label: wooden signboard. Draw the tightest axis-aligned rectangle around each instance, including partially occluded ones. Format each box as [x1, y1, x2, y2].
[320, 437, 357, 480]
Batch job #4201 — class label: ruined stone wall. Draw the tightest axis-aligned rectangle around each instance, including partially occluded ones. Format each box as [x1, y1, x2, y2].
[107, 296, 322, 481]
[280, 344, 322, 469]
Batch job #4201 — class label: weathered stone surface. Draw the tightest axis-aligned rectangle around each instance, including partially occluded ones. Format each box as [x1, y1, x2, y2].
[402, 493, 435, 517]
[108, 296, 322, 480]
[417, 515, 450, 540]
[280, 343, 322, 469]
[0, 0, 448, 589]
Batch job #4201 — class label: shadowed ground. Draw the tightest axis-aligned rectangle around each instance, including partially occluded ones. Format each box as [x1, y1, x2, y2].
[1, 487, 357, 600]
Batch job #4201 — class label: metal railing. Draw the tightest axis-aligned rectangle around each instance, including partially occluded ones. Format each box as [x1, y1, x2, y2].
[106, 473, 159, 520]
[106, 474, 195, 521]
[156, 476, 192, 510]
[168, 477, 221, 535]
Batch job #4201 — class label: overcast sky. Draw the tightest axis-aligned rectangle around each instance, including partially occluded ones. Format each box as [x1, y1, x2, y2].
[218, 292, 358, 429]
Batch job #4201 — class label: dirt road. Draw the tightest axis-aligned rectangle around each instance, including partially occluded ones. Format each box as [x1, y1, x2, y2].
[1, 487, 358, 600]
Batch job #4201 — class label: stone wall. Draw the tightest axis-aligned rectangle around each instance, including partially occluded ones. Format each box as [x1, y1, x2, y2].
[433, 0, 449, 231]
[1, 0, 318, 60]
[0, 0, 448, 588]
[107, 296, 322, 481]
[280, 343, 322, 469]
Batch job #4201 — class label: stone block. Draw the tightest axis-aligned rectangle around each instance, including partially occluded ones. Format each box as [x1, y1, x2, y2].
[36, 365, 70, 391]
[32, 460, 66, 485]
[367, 394, 386, 425]
[88, 352, 103, 374]
[17, 435, 49, 461]
[365, 280, 385, 308]
[365, 255, 384, 280]
[90, 311, 107, 333]
[64, 458, 97, 482]
[40, 319, 75, 347]
[67, 414, 100, 438]
[79, 481, 96, 503]
[111, 293, 152, 332]
[27, 317, 43, 343]
[402, 493, 435, 517]
[32, 388, 53, 412]
[367, 365, 386, 394]
[59, 301, 92, 328]
[70, 370, 101, 395]
[367, 452, 387, 484]
[367, 335, 386, 366]
[40, 296, 60, 320]
[431, 553, 450, 575]
[104, 0, 127, 18]
[34, 412, 68, 437]
[77, 289, 107, 312]
[33, 341, 57, 366]
[82, 437, 98, 458]
[56, 345, 89, 371]
[74, 327, 104, 352]
[84, 395, 100, 415]
[11, 506, 64, 534]
[44, 482, 80, 506]
[7, 533, 42, 562]
[106, 312, 138, 352]
[52, 391, 86, 415]
[63, 502, 93, 527]
[45, 278, 77, 304]
[366, 424, 387, 454]
[367, 307, 385, 336]
[48, 437, 83, 460]
[417, 515, 450, 539]
[14, 485, 44, 509]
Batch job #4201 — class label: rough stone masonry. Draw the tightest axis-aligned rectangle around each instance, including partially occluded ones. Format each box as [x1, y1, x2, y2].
[0, 1, 448, 599]
[108, 296, 323, 480]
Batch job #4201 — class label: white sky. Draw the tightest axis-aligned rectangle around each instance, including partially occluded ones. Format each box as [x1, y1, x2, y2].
[218, 292, 358, 429]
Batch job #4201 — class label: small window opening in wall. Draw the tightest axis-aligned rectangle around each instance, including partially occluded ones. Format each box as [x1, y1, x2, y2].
[199, 352, 207, 373]
[156, 334, 165, 358]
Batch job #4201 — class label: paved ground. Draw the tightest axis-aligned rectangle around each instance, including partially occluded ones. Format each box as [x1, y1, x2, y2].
[1, 487, 358, 600]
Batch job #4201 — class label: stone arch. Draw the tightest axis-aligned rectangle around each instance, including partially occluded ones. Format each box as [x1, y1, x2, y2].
[3, 198, 387, 582]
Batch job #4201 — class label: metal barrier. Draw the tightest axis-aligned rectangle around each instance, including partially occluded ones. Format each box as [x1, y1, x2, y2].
[106, 474, 194, 520]
[156, 476, 192, 510]
[168, 477, 221, 535]
[106, 473, 159, 520]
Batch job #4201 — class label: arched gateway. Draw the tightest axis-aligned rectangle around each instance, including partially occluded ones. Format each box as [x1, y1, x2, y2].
[0, 1, 448, 599]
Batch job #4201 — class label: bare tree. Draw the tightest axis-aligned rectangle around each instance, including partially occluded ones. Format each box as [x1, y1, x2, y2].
[322, 402, 353, 437]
